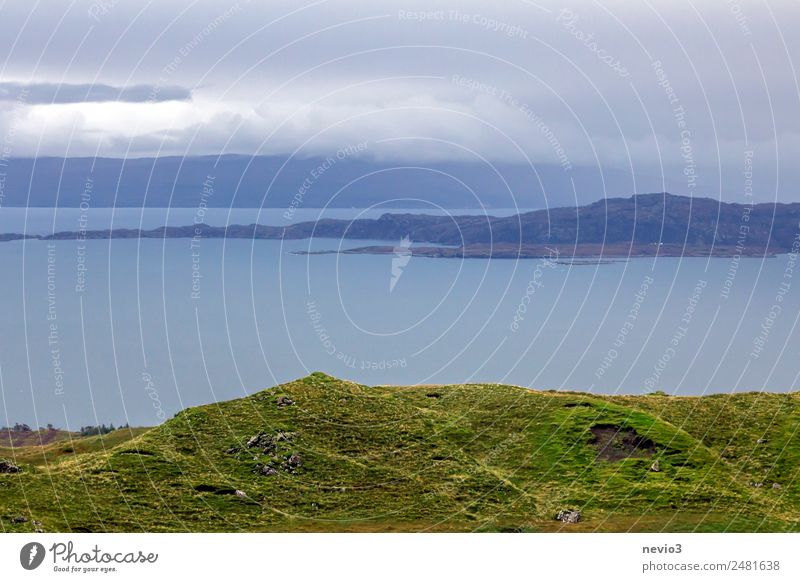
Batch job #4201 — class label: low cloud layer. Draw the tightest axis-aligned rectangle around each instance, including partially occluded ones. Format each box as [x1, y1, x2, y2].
[0, 0, 798, 201]
[0, 81, 191, 104]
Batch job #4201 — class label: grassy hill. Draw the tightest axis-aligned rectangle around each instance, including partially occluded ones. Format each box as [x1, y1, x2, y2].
[1, 373, 798, 532]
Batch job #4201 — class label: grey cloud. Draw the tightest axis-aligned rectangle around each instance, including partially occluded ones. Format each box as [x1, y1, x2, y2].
[0, 82, 191, 104]
[0, 0, 798, 202]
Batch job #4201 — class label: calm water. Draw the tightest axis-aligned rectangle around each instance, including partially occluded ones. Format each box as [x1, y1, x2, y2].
[1, 213, 799, 428]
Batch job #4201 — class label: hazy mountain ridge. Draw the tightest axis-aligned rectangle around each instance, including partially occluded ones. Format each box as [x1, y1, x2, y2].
[0, 155, 644, 209]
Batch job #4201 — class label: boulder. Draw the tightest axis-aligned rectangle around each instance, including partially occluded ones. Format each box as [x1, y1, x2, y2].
[255, 463, 278, 477]
[0, 460, 21, 474]
[772, 483, 782, 490]
[277, 396, 295, 407]
[650, 460, 661, 472]
[11, 516, 27, 523]
[555, 509, 581, 523]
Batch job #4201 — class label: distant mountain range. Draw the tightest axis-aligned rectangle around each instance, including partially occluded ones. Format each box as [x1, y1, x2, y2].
[0, 155, 672, 209]
[4, 193, 798, 258]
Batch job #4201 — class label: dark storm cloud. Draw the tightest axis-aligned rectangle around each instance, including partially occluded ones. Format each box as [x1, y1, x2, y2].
[0, 82, 191, 104]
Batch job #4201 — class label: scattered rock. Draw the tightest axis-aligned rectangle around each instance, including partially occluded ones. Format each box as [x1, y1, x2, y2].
[757, 438, 767, 444]
[255, 464, 279, 477]
[284, 454, 303, 473]
[235, 490, 247, 498]
[750, 481, 763, 488]
[277, 396, 295, 407]
[555, 509, 581, 523]
[246, 433, 267, 448]
[772, 483, 782, 490]
[0, 460, 21, 474]
[242, 431, 297, 456]
[241, 431, 302, 476]
[426, 392, 442, 399]
[11, 516, 27, 524]
[650, 460, 661, 472]
[245, 432, 278, 454]
[225, 446, 241, 455]
[35, 529, 44, 534]
[32, 520, 42, 527]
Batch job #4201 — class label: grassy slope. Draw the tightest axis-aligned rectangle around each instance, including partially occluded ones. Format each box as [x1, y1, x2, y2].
[0, 428, 150, 467]
[1, 429, 75, 448]
[0, 373, 798, 533]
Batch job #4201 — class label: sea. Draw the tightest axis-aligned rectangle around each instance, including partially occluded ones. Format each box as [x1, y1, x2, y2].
[1, 207, 798, 428]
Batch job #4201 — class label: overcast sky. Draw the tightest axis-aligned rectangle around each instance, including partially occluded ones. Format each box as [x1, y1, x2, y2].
[0, 0, 798, 200]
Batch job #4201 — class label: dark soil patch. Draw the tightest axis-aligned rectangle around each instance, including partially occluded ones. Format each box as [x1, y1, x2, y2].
[116, 449, 156, 456]
[193, 484, 237, 495]
[589, 424, 656, 461]
[564, 402, 592, 408]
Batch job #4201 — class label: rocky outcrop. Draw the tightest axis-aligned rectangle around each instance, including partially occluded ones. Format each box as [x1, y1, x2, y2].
[243, 431, 298, 456]
[235, 431, 302, 477]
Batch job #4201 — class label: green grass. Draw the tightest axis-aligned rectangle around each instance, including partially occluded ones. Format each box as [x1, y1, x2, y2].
[0, 428, 149, 467]
[1, 373, 798, 532]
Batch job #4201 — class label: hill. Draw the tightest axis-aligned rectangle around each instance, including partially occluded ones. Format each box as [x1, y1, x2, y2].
[1, 373, 798, 532]
[279, 192, 800, 253]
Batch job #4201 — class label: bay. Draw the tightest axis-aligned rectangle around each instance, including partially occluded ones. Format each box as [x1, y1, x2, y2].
[1, 227, 798, 428]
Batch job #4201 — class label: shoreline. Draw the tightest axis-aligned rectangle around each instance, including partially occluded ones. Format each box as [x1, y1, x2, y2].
[0, 229, 781, 259]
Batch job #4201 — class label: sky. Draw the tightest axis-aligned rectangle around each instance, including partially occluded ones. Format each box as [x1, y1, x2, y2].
[0, 0, 798, 201]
